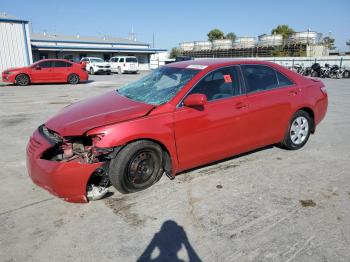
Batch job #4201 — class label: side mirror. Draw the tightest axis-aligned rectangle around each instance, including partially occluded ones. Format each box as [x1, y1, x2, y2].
[183, 93, 207, 107]
[35, 66, 41, 70]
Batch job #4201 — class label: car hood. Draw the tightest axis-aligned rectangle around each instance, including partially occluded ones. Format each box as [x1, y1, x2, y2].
[5, 66, 28, 72]
[45, 91, 154, 136]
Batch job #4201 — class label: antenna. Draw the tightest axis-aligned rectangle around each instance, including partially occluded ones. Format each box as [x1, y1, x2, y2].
[129, 26, 137, 41]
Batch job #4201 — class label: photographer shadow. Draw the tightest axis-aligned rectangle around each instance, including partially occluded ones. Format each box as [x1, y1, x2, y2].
[137, 220, 202, 262]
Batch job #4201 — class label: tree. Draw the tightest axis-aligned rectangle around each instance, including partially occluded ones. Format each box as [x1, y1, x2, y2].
[323, 36, 336, 50]
[169, 47, 181, 59]
[271, 25, 295, 40]
[207, 29, 225, 42]
[225, 32, 237, 42]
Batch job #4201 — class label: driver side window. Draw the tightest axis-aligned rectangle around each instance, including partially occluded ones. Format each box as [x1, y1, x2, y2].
[188, 66, 241, 101]
[38, 61, 53, 68]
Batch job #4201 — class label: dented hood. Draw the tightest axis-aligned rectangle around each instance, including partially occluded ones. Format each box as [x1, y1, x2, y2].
[45, 91, 154, 136]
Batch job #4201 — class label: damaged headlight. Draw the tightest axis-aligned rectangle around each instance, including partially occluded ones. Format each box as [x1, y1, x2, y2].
[40, 125, 117, 163]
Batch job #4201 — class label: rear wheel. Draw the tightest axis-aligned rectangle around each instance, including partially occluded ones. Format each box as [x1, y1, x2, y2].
[15, 74, 30, 86]
[67, 74, 80, 84]
[281, 111, 312, 150]
[343, 70, 350, 78]
[109, 140, 163, 194]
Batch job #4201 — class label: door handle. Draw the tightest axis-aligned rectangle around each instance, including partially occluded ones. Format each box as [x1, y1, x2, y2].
[288, 90, 299, 96]
[235, 102, 248, 109]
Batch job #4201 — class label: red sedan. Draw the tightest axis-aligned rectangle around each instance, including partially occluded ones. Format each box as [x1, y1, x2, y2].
[26, 59, 328, 203]
[2, 59, 88, 86]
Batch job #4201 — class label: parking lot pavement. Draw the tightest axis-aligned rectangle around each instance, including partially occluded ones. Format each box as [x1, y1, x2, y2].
[0, 75, 349, 262]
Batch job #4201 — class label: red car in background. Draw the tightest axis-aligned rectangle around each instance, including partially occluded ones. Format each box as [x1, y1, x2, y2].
[26, 59, 328, 203]
[2, 59, 88, 86]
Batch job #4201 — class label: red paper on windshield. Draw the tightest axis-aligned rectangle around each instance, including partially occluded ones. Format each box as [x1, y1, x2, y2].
[224, 75, 232, 83]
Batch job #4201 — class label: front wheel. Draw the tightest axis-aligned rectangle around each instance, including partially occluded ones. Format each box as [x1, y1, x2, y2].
[342, 70, 349, 78]
[67, 74, 80, 84]
[15, 74, 30, 86]
[281, 111, 312, 150]
[90, 67, 95, 75]
[109, 140, 163, 194]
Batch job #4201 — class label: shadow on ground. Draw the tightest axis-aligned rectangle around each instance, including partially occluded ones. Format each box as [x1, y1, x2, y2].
[137, 220, 202, 262]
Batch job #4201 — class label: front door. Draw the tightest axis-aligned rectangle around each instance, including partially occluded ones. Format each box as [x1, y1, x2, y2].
[173, 66, 251, 171]
[30, 60, 54, 82]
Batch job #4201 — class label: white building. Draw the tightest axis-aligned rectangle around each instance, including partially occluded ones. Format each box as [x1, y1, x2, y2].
[0, 14, 33, 73]
[0, 14, 166, 72]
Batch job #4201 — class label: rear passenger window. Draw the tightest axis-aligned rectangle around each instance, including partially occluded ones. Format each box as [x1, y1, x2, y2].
[276, 71, 293, 87]
[119, 58, 124, 63]
[188, 66, 241, 101]
[241, 65, 278, 93]
[54, 61, 68, 67]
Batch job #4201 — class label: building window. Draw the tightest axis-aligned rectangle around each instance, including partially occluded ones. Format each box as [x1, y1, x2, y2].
[103, 54, 111, 61]
[63, 54, 74, 62]
[39, 52, 49, 60]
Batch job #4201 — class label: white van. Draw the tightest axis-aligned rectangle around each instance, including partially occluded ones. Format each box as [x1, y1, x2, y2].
[109, 56, 139, 74]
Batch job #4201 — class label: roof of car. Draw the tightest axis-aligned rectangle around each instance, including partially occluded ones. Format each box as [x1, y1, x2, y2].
[165, 58, 279, 69]
[36, 59, 73, 63]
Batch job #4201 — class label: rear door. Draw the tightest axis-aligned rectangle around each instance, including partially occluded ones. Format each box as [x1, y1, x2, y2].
[174, 66, 252, 170]
[30, 61, 54, 82]
[52, 61, 70, 82]
[126, 57, 138, 71]
[241, 64, 296, 147]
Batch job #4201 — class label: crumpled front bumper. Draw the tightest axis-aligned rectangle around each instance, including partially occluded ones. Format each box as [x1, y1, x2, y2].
[26, 129, 103, 203]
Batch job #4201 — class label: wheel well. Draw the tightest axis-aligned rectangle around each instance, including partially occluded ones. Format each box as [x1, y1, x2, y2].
[15, 73, 31, 82]
[124, 138, 173, 176]
[298, 107, 315, 133]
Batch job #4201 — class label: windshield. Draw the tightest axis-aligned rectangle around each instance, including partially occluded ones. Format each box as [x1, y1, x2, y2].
[117, 67, 200, 105]
[90, 58, 104, 63]
[126, 57, 138, 63]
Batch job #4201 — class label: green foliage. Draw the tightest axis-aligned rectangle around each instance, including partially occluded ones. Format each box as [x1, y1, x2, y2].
[225, 32, 237, 42]
[169, 47, 181, 59]
[207, 29, 225, 42]
[323, 36, 336, 50]
[271, 25, 295, 40]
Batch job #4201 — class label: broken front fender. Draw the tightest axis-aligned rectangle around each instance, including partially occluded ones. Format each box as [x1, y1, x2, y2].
[26, 128, 103, 203]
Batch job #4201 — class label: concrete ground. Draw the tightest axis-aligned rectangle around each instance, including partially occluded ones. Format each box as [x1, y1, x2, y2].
[0, 74, 349, 262]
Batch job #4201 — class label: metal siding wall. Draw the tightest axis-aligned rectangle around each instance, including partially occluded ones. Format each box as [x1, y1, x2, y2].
[0, 21, 31, 73]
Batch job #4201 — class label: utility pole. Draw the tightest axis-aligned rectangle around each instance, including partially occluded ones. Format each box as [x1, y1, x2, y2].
[152, 32, 155, 48]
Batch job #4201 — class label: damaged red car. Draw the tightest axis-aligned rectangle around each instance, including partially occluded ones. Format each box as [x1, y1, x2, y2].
[26, 59, 328, 203]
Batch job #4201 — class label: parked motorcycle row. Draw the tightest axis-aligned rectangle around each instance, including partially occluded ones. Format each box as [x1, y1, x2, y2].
[291, 63, 350, 79]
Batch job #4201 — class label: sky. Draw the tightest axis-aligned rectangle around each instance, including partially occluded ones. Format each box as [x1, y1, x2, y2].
[1, 0, 349, 50]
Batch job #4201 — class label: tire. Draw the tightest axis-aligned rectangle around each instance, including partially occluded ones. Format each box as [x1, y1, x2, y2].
[281, 110, 312, 150]
[109, 140, 163, 194]
[15, 74, 30, 86]
[90, 67, 95, 75]
[343, 70, 350, 78]
[67, 74, 80, 84]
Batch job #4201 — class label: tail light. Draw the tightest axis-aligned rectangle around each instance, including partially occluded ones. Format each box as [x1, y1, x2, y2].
[320, 86, 327, 95]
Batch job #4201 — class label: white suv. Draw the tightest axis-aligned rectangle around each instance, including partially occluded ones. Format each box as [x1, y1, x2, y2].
[109, 56, 139, 74]
[80, 57, 111, 75]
